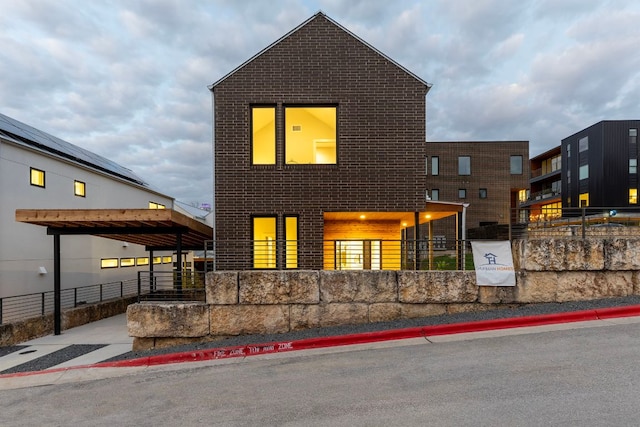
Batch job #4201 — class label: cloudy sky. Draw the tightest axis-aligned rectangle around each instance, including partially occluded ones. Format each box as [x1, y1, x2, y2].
[2, 0, 639, 207]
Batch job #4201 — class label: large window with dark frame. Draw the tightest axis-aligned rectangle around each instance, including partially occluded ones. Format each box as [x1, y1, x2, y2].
[510, 155, 523, 175]
[285, 106, 336, 164]
[30, 167, 45, 187]
[74, 180, 86, 197]
[458, 156, 470, 175]
[285, 216, 298, 269]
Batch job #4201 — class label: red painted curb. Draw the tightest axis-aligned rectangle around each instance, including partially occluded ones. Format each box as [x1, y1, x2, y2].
[3, 304, 640, 380]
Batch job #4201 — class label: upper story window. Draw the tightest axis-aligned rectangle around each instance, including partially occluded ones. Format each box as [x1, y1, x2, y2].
[630, 159, 637, 174]
[541, 154, 561, 174]
[430, 189, 439, 201]
[458, 156, 471, 175]
[510, 155, 523, 175]
[251, 106, 276, 165]
[285, 106, 336, 164]
[458, 188, 466, 199]
[30, 167, 45, 187]
[579, 136, 588, 152]
[149, 202, 166, 209]
[74, 180, 86, 197]
[479, 188, 487, 199]
[579, 164, 589, 180]
[630, 129, 637, 145]
[431, 157, 439, 176]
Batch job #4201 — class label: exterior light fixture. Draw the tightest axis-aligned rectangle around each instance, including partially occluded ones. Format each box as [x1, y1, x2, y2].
[425, 214, 431, 219]
[359, 215, 366, 219]
[38, 266, 47, 275]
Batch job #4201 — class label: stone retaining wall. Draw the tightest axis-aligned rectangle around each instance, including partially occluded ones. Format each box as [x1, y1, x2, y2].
[127, 238, 640, 350]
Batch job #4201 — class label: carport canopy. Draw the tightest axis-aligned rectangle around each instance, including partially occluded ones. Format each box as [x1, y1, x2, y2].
[15, 208, 214, 336]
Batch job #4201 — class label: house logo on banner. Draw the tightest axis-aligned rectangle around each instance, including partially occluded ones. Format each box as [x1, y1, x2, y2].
[470, 241, 516, 286]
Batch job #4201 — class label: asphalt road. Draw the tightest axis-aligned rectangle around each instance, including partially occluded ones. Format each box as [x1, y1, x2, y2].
[2, 318, 640, 426]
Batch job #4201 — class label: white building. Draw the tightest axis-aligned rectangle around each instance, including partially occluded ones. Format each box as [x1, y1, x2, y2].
[0, 113, 176, 299]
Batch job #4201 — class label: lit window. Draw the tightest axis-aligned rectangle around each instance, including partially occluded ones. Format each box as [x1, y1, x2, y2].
[518, 189, 528, 202]
[431, 189, 439, 201]
[285, 216, 298, 269]
[252, 106, 276, 165]
[120, 258, 135, 267]
[149, 202, 166, 209]
[579, 193, 589, 207]
[579, 164, 589, 180]
[285, 106, 336, 164]
[431, 157, 439, 176]
[630, 189, 638, 204]
[136, 257, 149, 266]
[458, 189, 466, 199]
[153, 257, 162, 264]
[479, 188, 487, 199]
[101, 258, 118, 269]
[74, 180, 86, 197]
[162, 256, 172, 264]
[458, 156, 470, 175]
[630, 159, 637, 174]
[30, 167, 45, 187]
[253, 216, 276, 268]
[510, 155, 523, 175]
[579, 136, 588, 152]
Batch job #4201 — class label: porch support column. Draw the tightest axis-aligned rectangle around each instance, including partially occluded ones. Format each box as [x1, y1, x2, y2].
[53, 233, 61, 335]
[414, 212, 420, 270]
[428, 220, 433, 270]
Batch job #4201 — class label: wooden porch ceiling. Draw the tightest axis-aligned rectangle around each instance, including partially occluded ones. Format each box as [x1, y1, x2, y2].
[324, 201, 465, 225]
[15, 208, 213, 251]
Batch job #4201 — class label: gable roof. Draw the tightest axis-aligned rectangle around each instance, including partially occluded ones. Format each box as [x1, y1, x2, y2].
[0, 113, 151, 188]
[208, 11, 432, 91]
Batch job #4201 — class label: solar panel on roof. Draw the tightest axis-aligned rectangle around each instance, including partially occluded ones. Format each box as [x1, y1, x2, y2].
[0, 113, 149, 186]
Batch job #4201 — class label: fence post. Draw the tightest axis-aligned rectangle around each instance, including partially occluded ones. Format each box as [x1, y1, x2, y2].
[74, 288, 77, 308]
[0, 298, 3, 324]
[41, 293, 45, 315]
[120, 281, 123, 298]
[100, 284, 103, 302]
[581, 207, 586, 239]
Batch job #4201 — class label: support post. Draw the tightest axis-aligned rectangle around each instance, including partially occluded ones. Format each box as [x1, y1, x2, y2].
[54, 233, 61, 335]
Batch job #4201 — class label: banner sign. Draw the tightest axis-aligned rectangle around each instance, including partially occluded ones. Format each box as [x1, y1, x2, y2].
[470, 241, 516, 286]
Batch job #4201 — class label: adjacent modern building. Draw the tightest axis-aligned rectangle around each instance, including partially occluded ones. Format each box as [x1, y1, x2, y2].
[562, 120, 640, 214]
[0, 113, 176, 299]
[522, 145, 562, 222]
[425, 141, 530, 241]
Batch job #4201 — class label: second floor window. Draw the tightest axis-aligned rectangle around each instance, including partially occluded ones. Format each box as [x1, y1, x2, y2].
[510, 155, 523, 175]
[74, 180, 86, 197]
[431, 156, 439, 175]
[251, 106, 276, 165]
[431, 189, 439, 201]
[458, 156, 470, 175]
[30, 167, 45, 187]
[285, 106, 336, 164]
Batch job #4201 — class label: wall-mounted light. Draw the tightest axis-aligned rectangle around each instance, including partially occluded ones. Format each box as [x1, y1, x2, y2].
[122, 241, 129, 247]
[359, 215, 366, 219]
[38, 266, 47, 275]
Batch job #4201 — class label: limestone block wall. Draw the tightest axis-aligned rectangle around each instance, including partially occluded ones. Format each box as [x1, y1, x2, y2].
[127, 238, 640, 350]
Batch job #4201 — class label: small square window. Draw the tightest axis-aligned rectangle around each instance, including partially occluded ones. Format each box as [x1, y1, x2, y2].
[74, 180, 86, 197]
[30, 168, 45, 187]
[458, 189, 466, 199]
[479, 188, 487, 199]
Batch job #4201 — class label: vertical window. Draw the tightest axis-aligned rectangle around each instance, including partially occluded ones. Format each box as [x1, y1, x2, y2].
[458, 189, 466, 199]
[252, 106, 276, 165]
[30, 167, 45, 187]
[285, 106, 336, 164]
[567, 169, 571, 184]
[630, 159, 637, 174]
[285, 216, 298, 269]
[630, 189, 638, 205]
[424, 157, 428, 175]
[579, 193, 589, 207]
[431, 189, 439, 201]
[510, 155, 523, 175]
[579, 165, 589, 180]
[518, 189, 528, 203]
[74, 180, 86, 197]
[431, 156, 439, 176]
[479, 188, 487, 199]
[566, 143, 571, 159]
[630, 129, 637, 145]
[253, 216, 276, 269]
[579, 136, 588, 152]
[458, 156, 470, 175]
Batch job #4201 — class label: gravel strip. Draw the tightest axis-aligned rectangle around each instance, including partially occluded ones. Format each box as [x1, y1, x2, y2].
[105, 295, 640, 363]
[1, 344, 107, 374]
[0, 346, 27, 357]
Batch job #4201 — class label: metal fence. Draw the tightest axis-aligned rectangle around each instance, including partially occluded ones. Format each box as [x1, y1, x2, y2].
[0, 279, 138, 325]
[137, 270, 206, 302]
[209, 238, 474, 272]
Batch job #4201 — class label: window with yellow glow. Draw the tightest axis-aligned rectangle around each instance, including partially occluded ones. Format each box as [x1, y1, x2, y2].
[120, 258, 135, 267]
[74, 180, 86, 197]
[101, 258, 118, 269]
[335, 240, 381, 270]
[579, 193, 589, 207]
[30, 167, 45, 187]
[285, 107, 336, 164]
[136, 257, 149, 266]
[285, 216, 298, 269]
[149, 202, 166, 209]
[162, 256, 172, 264]
[252, 106, 276, 165]
[253, 217, 276, 268]
[153, 257, 162, 264]
[630, 189, 638, 204]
